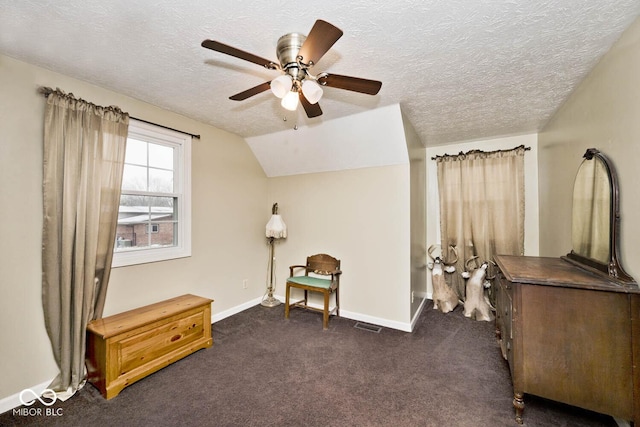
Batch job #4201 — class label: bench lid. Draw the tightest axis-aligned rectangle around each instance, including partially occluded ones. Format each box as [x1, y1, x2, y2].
[87, 294, 213, 338]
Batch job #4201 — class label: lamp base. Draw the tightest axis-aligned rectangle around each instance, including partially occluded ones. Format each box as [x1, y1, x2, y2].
[261, 295, 281, 308]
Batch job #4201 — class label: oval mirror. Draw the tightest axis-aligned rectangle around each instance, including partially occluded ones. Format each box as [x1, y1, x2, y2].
[565, 148, 635, 284]
[571, 153, 610, 263]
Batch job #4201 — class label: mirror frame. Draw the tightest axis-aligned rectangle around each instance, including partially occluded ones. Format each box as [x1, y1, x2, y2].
[564, 148, 636, 284]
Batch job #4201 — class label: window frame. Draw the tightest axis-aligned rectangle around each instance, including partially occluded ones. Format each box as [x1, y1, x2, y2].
[112, 119, 192, 268]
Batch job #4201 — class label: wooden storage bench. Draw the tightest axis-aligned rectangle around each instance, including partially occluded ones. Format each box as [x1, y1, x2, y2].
[86, 294, 213, 399]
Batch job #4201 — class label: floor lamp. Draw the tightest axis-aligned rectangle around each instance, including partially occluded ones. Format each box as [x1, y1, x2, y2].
[262, 203, 287, 307]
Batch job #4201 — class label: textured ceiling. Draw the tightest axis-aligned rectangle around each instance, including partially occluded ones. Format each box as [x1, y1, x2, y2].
[1, 1, 639, 146]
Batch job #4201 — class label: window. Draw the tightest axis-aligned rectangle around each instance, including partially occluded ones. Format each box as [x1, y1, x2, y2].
[113, 119, 191, 267]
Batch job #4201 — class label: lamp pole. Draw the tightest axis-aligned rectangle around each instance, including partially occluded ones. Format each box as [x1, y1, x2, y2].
[262, 203, 286, 307]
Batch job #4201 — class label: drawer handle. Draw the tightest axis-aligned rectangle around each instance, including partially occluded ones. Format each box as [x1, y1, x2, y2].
[170, 334, 182, 342]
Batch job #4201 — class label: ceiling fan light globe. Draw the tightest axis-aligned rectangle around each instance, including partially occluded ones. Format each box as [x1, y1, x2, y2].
[281, 91, 299, 111]
[301, 80, 323, 104]
[270, 75, 293, 98]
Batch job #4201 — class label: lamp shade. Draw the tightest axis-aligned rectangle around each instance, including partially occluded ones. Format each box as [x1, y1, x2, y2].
[266, 214, 287, 239]
[270, 75, 293, 98]
[301, 79, 323, 104]
[281, 90, 299, 111]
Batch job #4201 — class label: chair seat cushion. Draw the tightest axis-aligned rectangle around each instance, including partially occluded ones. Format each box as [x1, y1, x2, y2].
[287, 276, 332, 289]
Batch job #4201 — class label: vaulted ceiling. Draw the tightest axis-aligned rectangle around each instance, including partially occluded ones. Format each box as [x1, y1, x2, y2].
[1, 1, 639, 146]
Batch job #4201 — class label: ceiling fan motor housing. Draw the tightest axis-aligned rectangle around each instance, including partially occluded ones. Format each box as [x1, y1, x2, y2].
[277, 33, 307, 82]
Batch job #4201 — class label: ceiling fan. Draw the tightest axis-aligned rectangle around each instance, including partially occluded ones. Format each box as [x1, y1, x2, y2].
[201, 19, 382, 118]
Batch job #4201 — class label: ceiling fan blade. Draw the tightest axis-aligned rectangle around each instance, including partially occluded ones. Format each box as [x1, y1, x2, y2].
[201, 39, 278, 69]
[317, 73, 382, 95]
[297, 20, 343, 66]
[229, 82, 271, 101]
[299, 91, 323, 118]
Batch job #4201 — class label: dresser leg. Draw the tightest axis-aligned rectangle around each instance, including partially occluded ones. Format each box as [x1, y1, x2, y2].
[513, 392, 525, 424]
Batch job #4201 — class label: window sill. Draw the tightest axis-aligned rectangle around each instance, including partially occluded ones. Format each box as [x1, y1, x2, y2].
[112, 246, 191, 268]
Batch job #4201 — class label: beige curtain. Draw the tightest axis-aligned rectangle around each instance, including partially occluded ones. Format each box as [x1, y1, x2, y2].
[436, 146, 526, 300]
[41, 88, 129, 398]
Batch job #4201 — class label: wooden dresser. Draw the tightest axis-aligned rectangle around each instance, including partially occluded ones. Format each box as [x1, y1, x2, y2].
[494, 255, 640, 425]
[86, 294, 213, 399]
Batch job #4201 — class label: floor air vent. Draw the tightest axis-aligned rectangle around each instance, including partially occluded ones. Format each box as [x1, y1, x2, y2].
[354, 322, 382, 333]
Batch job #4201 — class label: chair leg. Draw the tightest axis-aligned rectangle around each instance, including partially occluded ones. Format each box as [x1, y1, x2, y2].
[284, 284, 290, 319]
[335, 288, 340, 317]
[323, 291, 330, 330]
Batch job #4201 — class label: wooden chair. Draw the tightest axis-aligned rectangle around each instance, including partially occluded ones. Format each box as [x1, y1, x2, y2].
[284, 254, 342, 330]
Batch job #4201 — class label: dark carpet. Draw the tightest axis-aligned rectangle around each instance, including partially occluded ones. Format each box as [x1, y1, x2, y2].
[0, 301, 618, 426]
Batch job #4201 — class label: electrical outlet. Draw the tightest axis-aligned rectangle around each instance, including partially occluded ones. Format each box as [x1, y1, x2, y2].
[242, 279, 248, 289]
[411, 291, 414, 303]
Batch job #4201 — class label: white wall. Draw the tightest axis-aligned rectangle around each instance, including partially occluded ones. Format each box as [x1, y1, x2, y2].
[0, 54, 268, 407]
[251, 104, 415, 330]
[267, 165, 412, 330]
[425, 134, 540, 297]
[0, 55, 59, 410]
[402, 108, 427, 321]
[246, 104, 409, 177]
[538, 16, 640, 281]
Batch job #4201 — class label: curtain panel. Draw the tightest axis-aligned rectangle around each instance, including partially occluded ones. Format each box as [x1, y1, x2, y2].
[41, 88, 129, 398]
[435, 146, 526, 300]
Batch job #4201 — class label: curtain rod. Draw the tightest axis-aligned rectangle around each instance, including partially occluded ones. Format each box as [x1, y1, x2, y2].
[430, 144, 531, 160]
[130, 117, 201, 139]
[39, 87, 201, 139]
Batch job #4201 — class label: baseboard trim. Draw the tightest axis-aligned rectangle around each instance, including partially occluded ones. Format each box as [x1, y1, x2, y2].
[0, 379, 54, 415]
[339, 309, 412, 332]
[214, 294, 414, 332]
[211, 296, 263, 323]
[410, 295, 428, 331]
[278, 295, 413, 332]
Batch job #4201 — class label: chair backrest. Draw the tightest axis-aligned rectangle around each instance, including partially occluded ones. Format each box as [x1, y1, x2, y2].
[306, 253, 340, 276]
